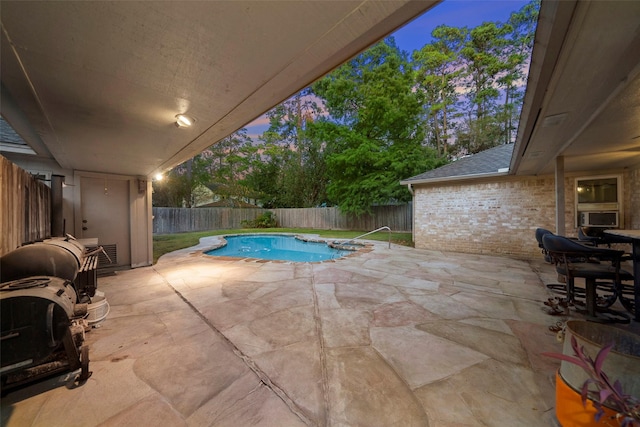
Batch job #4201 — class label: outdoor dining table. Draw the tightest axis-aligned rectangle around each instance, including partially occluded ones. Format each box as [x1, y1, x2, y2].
[604, 229, 640, 322]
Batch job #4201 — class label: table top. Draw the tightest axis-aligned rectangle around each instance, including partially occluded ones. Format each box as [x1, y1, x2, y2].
[604, 229, 640, 239]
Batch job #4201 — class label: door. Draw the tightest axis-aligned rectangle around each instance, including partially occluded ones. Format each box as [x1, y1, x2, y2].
[80, 176, 131, 268]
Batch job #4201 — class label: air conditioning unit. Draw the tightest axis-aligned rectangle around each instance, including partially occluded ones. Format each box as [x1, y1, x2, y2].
[579, 211, 619, 227]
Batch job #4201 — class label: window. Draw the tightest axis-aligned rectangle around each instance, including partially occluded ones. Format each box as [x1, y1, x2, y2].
[575, 175, 622, 228]
[576, 177, 618, 204]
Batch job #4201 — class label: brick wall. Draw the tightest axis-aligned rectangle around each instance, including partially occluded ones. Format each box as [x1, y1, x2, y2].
[413, 175, 556, 259]
[412, 169, 636, 260]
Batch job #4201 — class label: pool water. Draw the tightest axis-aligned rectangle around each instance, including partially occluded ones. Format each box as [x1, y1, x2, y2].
[205, 235, 351, 262]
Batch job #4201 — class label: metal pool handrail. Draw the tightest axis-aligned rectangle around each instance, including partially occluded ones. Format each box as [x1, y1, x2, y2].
[340, 226, 392, 249]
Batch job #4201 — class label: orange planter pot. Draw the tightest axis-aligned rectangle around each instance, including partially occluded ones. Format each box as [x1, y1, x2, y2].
[556, 371, 619, 427]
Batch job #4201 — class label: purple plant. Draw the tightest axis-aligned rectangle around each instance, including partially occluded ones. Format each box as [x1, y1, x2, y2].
[543, 335, 640, 427]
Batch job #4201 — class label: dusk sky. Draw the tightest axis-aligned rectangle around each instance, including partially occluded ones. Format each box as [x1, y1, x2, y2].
[244, 0, 531, 140]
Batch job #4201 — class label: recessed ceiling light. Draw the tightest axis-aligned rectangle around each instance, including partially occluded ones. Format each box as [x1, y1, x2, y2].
[175, 114, 194, 128]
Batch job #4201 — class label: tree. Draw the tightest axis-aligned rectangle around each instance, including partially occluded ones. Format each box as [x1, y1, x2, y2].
[152, 154, 211, 207]
[153, 129, 257, 207]
[204, 128, 258, 204]
[455, 21, 511, 153]
[246, 90, 328, 208]
[313, 38, 443, 215]
[244, 142, 292, 208]
[497, 0, 540, 144]
[453, 1, 539, 154]
[413, 25, 466, 156]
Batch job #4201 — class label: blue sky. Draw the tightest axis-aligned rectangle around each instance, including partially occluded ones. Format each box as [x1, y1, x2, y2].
[244, 0, 530, 139]
[393, 0, 530, 52]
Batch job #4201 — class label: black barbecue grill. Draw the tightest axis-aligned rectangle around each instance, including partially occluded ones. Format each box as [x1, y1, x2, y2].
[0, 276, 91, 390]
[0, 235, 104, 392]
[1, 236, 101, 303]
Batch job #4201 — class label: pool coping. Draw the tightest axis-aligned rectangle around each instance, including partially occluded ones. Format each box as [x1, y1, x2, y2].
[198, 233, 373, 264]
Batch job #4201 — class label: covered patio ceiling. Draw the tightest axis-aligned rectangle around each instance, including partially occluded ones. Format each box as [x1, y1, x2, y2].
[512, 0, 640, 176]
[0, 0, 438, 178]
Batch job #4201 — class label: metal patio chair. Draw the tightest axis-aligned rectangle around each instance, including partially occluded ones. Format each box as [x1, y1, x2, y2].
[542, 233, 634, 322]
[535, 228, 593, 303]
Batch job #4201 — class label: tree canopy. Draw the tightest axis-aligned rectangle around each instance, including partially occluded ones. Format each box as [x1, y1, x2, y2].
[312, 38, 443, 215]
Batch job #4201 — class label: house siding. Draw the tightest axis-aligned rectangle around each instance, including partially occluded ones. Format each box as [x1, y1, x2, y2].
[412, 169, 636, 260]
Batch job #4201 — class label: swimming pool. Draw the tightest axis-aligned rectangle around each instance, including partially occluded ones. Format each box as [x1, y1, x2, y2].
[205, 234, 353, 262]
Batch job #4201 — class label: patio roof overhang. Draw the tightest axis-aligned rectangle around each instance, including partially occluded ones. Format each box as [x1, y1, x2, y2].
[0, 0, 438, 178]
[512, 0, 640, 176]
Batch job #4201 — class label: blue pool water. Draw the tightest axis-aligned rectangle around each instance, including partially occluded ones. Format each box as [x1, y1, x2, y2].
[205, 235, 351, 262]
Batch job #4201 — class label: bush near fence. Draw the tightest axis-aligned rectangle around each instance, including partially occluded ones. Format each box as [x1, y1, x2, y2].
[152, 204, 412, 234]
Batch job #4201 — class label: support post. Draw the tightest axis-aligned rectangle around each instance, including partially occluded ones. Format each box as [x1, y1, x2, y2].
[555, 156, 566, 236]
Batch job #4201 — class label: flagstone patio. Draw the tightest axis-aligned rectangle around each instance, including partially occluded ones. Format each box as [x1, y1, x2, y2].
[3, 235, 633, 427]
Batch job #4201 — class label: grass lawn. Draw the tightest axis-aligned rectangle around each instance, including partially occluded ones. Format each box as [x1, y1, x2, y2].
[153, 228, 413, 263]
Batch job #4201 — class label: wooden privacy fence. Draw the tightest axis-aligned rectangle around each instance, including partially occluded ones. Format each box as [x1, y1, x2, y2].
[153, 204, 412, 234]
[1, 155, 51, 255]
[153, 207, 265, 234]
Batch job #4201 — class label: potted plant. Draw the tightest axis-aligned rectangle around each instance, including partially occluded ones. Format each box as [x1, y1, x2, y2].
[544, 334, 640, 426]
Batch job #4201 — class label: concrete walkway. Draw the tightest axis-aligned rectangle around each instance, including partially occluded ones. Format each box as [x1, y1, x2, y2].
[2, 235, 591, 426]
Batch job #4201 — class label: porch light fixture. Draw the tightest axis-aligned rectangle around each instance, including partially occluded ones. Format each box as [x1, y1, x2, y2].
[154, 173, 163, 181]
[175, 114, 194, 128]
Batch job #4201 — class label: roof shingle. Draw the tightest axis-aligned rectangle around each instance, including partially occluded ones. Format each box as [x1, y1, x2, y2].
[401, 143, 514, 183]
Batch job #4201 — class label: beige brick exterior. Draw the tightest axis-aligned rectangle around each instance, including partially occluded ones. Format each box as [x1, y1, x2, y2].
[412, 167, 639, 260]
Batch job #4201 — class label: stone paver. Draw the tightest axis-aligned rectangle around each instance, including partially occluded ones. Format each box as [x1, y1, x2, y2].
[3, 235, 613, 426]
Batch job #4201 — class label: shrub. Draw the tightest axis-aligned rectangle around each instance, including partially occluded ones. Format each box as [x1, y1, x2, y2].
[241, 211, 277, 228]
